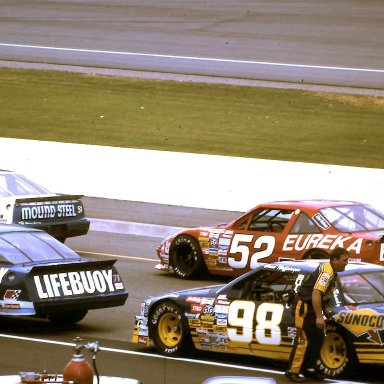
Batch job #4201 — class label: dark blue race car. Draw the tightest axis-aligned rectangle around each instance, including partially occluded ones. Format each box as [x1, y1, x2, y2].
[0, 224, 128, 325]
[133, 259, 384, 378]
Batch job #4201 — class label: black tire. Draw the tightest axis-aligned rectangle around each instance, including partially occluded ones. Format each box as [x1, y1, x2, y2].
[317, 326, 358, 378]
[169, 235, 206, 279]
[149, 301, 192, 356]
[56, 236, 66, 243]
[48, 310, 88, 325]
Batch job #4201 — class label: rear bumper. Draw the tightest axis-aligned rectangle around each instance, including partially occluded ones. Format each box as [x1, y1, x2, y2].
[34, 291, 128, 316]
[26, 218, 90, 239]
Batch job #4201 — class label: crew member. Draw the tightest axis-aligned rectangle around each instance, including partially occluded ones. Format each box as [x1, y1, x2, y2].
[285, 247, 349, 382]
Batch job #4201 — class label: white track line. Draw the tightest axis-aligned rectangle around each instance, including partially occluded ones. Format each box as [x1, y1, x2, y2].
[1, 43, 383, 73]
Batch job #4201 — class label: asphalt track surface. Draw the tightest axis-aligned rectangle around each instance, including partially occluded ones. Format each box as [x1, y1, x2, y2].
[0, 2, 383, 383]
[0, 0, 383, 90]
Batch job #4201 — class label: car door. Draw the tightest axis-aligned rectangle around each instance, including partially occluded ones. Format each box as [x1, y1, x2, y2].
[225, 208, 294, 272]
[225, 269, 298, 360]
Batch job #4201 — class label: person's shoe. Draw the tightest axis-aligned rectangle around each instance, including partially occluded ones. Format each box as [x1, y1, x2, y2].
[304, 368, 326, 380]
[285, 371, 306, 382]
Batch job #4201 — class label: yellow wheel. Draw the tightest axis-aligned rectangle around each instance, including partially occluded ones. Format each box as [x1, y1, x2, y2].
[318, 329, 357, 378]
[150, 301, 192, 356]
[158, 312, 183, 347]
[320, 332, 347, 369]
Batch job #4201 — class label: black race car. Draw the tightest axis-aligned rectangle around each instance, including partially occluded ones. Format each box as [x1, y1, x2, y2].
[0, 170, 90, 242]
[0, 224, 128, 325]
[133, 259, 384, 378]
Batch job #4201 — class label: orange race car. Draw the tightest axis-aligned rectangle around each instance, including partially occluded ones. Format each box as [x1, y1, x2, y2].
[156, 200, 384, 279]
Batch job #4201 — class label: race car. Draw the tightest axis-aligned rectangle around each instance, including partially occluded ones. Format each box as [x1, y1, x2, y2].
[0, 224, 128, 324]
[133, 259, 384, 378]
[0, 170, 90, 242]
[156, 200, 384, 278]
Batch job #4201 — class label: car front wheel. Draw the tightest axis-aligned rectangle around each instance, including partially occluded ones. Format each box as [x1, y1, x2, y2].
[317, 327, 357, 378]
[170, 235, 206, 279]
[150, 301, 192, 356]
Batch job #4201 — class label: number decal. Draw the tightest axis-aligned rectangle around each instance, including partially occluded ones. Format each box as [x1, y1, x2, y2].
[228, 300, 255, 342]
[255, 303, 284, 345]
[294, 274, 305, 293]
[228, 234, 276, 269]
[228, 234, 252, 268]
[228, 301, 284, 345]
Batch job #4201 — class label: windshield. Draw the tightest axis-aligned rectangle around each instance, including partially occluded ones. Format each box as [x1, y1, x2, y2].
[320, 204, 384, 232]
[0, 173, 51, 197]
[0, 231, 80, 265]
[339, 271, 384, 304]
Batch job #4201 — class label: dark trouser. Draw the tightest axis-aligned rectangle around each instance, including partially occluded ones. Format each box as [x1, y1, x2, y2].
[287, 298, 325, 374]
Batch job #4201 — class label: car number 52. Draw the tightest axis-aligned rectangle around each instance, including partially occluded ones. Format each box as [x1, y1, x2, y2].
[228, 301, 284, 345]
[228, 234, 276, 269]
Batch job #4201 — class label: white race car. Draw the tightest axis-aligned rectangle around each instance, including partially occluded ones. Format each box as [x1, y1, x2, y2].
[0, 169, 89, 242]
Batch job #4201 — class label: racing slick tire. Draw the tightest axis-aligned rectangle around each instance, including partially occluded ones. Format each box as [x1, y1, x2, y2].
[169, 235, 206, 279]
[150, 301, 193, 357]
[317, 326, 358, 378]
[47, 309, 88, 325]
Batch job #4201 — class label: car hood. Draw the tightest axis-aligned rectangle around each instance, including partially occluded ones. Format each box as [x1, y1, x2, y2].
[152, 284, 224, 301]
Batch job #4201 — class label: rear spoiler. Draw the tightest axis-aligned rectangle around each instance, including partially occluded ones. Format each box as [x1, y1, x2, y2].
[15, 194, 84, 204]
[29, 259, 117, 273]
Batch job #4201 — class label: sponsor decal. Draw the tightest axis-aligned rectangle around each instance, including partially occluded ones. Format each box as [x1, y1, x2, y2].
[216, 318, 228, 326]
[191, 304, 204, 313]
[283, 234, 362, 254]
[186, 296, 202, 303]
[335, 307, 384, 344]
[140, 302, 149, 316]
[201, 315, 215, 321]
[219, 237, 231, 246]
[312, 213, 331, 230]
[318, 272, 331, 287]
[137, 336, 148, 344]
[210, 238, 219, 248]
[21, 204, 77, 220]
[203, 305, 214, 315]
[216, 299, 230, 306]
[218, 256, 227, 263]
[34, 269, 115, 299]
[201, 298, 215, 305]
[214, 304, 229, 314]
[189, 318, 201, 327]
[4, 290, 21, 300]
[185, 313, 200, 319]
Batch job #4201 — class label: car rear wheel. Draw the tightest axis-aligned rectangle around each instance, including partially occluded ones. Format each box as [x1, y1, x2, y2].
[150, 301, 192, 356]
[170, 235, 206, 279]
[48, 309, 88, 325]
[318, 327, 357, 378]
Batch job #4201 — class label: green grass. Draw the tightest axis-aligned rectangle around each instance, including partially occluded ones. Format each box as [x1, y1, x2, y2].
[0, 68, 383, 168]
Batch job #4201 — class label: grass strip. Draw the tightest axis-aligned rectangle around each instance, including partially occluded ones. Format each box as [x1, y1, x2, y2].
[0, 68, 383, 168]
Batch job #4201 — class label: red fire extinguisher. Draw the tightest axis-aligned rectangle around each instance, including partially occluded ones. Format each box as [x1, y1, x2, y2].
[63, 337, 99, 384]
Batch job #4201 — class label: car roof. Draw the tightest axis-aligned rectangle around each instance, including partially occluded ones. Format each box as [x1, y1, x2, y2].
[257, 199, 362, 210]
[263, 259, 384, 274]
[0, 224, 42, 234]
